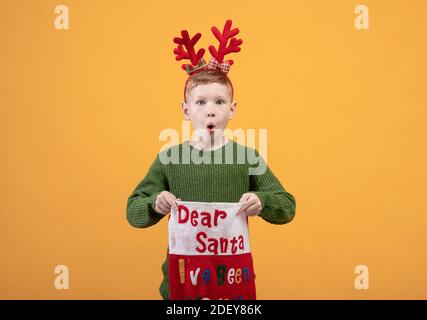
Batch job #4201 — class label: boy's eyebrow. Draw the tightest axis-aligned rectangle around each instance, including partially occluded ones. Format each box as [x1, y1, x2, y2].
[194, 95, 227, 100]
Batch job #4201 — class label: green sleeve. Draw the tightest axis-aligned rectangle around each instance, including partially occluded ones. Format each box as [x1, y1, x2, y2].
[249, 152, 296, 225]
[126, 154, 168, 228]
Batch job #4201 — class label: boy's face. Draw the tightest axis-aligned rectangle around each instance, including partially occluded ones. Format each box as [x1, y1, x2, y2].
[182, 82, 236, 140]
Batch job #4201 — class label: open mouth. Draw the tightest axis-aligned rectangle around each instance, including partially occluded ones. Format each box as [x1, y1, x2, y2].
[206, 123, 216, 133]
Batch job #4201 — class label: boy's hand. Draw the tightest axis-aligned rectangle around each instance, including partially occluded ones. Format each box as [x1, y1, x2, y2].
[236, 193, 262, 217]
[155, 191, 181, 215]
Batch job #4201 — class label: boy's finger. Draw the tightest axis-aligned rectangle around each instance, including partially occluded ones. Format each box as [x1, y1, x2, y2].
[245, 203, 261, 216]
[156, 202, 168, 214]
[237, 194, 250, 214]
[163, 193, 174, 204]
[239, 193, 251, 203]
[158, 197, 169, 208]
[237, 201, 250, 216]
[165, 193, 178, 212]
[238, 196, 258, 215]
[156, 197, 168, 208]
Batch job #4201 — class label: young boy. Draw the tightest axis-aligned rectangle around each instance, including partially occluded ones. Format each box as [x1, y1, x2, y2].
[126, 20, 296, 300]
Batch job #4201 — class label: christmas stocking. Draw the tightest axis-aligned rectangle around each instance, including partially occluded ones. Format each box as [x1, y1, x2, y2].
[168, 201, 256, 300]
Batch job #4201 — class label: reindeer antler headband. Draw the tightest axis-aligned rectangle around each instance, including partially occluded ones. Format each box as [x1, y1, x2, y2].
[173, 19, 243, 77]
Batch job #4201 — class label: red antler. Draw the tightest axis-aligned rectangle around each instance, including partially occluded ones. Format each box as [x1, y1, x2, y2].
[173, 30, 206, 70]
[209, 20, 243, 64]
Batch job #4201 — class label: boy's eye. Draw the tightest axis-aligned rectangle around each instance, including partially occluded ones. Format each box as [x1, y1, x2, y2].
[216, 100, 225, 104]
[196, 100, 206, 105]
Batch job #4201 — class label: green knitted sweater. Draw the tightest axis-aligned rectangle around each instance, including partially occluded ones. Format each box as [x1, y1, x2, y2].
[126, 139, 296, 299]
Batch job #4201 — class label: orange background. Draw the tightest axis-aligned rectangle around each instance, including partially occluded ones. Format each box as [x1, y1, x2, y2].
[1, 0, 426, 299]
